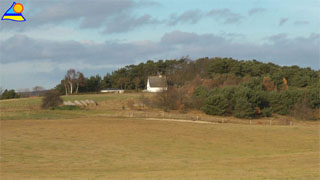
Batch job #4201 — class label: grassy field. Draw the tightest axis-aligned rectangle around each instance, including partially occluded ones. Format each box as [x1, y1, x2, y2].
[0, 93, 319, 179]
[0, 93, 141, 120]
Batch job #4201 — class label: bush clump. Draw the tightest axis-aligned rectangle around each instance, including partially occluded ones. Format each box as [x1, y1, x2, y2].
[41, 90, 63, 109]
[262, 107, 273, 117]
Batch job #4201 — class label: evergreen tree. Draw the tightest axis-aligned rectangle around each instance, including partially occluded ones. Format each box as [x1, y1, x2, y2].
[234, 96, 255, 118]
[202, 94, 228, 115]
[1, 89, 20, 100]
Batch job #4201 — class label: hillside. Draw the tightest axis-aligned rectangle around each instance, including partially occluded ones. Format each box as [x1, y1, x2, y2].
[53, 57, 319, 120]
[1, 93, 319, 180]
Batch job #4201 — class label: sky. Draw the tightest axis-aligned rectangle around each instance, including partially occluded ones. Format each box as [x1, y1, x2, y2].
[0, 0, 319, 90]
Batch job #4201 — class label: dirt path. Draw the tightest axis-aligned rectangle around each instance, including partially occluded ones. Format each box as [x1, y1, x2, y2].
[141, 117, 219, 125]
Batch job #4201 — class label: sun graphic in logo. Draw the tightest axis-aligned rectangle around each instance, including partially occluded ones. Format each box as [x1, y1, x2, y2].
[13, 3, 24, 13]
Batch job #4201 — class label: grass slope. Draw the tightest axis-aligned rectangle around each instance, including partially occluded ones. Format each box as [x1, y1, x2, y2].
[0, 93, 319, 179]
[1, 118, 319, 180]
[0, 93, 140, 120]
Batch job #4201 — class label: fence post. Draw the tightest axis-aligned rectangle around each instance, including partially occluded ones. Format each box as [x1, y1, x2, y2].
[197, 116, 199, 121]
[269, 119, 272, 125]
[250, 120, 252, 125]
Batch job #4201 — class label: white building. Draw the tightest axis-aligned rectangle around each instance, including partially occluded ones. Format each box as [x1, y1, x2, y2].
[146, 75, 168, 92]
[100, 88, 124, 94]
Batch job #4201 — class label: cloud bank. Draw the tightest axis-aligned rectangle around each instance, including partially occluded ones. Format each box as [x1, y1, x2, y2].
[1, 31, 318, 89]
[0, 0, 160, 33]
[0, 0, 318, 90]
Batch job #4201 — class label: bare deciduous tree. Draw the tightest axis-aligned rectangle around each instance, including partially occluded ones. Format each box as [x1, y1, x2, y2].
[61, 79, 68, 95]
[32, 86, 45, 92]
[117, 77, 129, 89]
[133, 77, 141, 90]
[65, 69, 77, 94]
[75, 72, 85, 94]
[64, 69, 85, 95]
[16, 88, 30, 93]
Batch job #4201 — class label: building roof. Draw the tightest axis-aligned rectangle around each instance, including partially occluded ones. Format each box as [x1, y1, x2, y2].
[148, 76, 167, 87]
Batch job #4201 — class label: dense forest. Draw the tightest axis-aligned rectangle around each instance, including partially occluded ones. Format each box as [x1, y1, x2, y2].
[53, 57, 319, 120]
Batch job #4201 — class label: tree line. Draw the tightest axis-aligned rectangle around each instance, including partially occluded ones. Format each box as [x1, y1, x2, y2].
[54, 59, 186, 94]
[55, 57, 319, 94]
[52, 57, 319, 120]
[2, 57, 318, 120]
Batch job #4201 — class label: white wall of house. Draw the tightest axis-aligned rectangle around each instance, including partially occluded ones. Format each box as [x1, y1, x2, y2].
[146, 79, 167, 92]
[100, 90, 124, 93]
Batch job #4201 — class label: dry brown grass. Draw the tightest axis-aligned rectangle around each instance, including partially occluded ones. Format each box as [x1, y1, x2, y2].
[1, 117, 319, 180]
[1, 93, 319, 179]
[0, 93, 317, 126]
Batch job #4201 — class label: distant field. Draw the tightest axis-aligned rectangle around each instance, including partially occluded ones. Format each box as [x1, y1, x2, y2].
[0, 93, 319, 179]
[0, 93, 309, 125]
[0, 93, 141, 120]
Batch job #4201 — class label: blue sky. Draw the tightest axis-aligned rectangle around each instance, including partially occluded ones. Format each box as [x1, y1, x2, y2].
[0, 0, 319, 90]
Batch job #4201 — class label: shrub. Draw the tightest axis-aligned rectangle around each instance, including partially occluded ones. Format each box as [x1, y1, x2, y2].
[262, 107, 273, 117]
[191, 96, 205, 110]
[234, 97, 255, 118]
[202, 94, 228, 116]
[193, 86, 207, 98]
[262, 76, 277, 92]
[200, 87, 236, 116]
[153, 87, 178, 111]
[41, 90, 63, 109]
[307, 87, 320, 109]
[150, 86, 191, 112]
[291, 98, 318, 120]
[268, 89, 304, 115]
[127, 100, 135, 110]
[192, 86, 207, 109]
[139, 93, 150, 107]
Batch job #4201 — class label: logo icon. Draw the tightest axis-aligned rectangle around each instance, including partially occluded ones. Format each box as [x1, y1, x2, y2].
[1, 2, 26, 22]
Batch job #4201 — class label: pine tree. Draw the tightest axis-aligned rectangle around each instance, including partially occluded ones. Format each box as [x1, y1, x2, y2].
[234, 97, 255, 118]
[202, 94, 228, 115]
